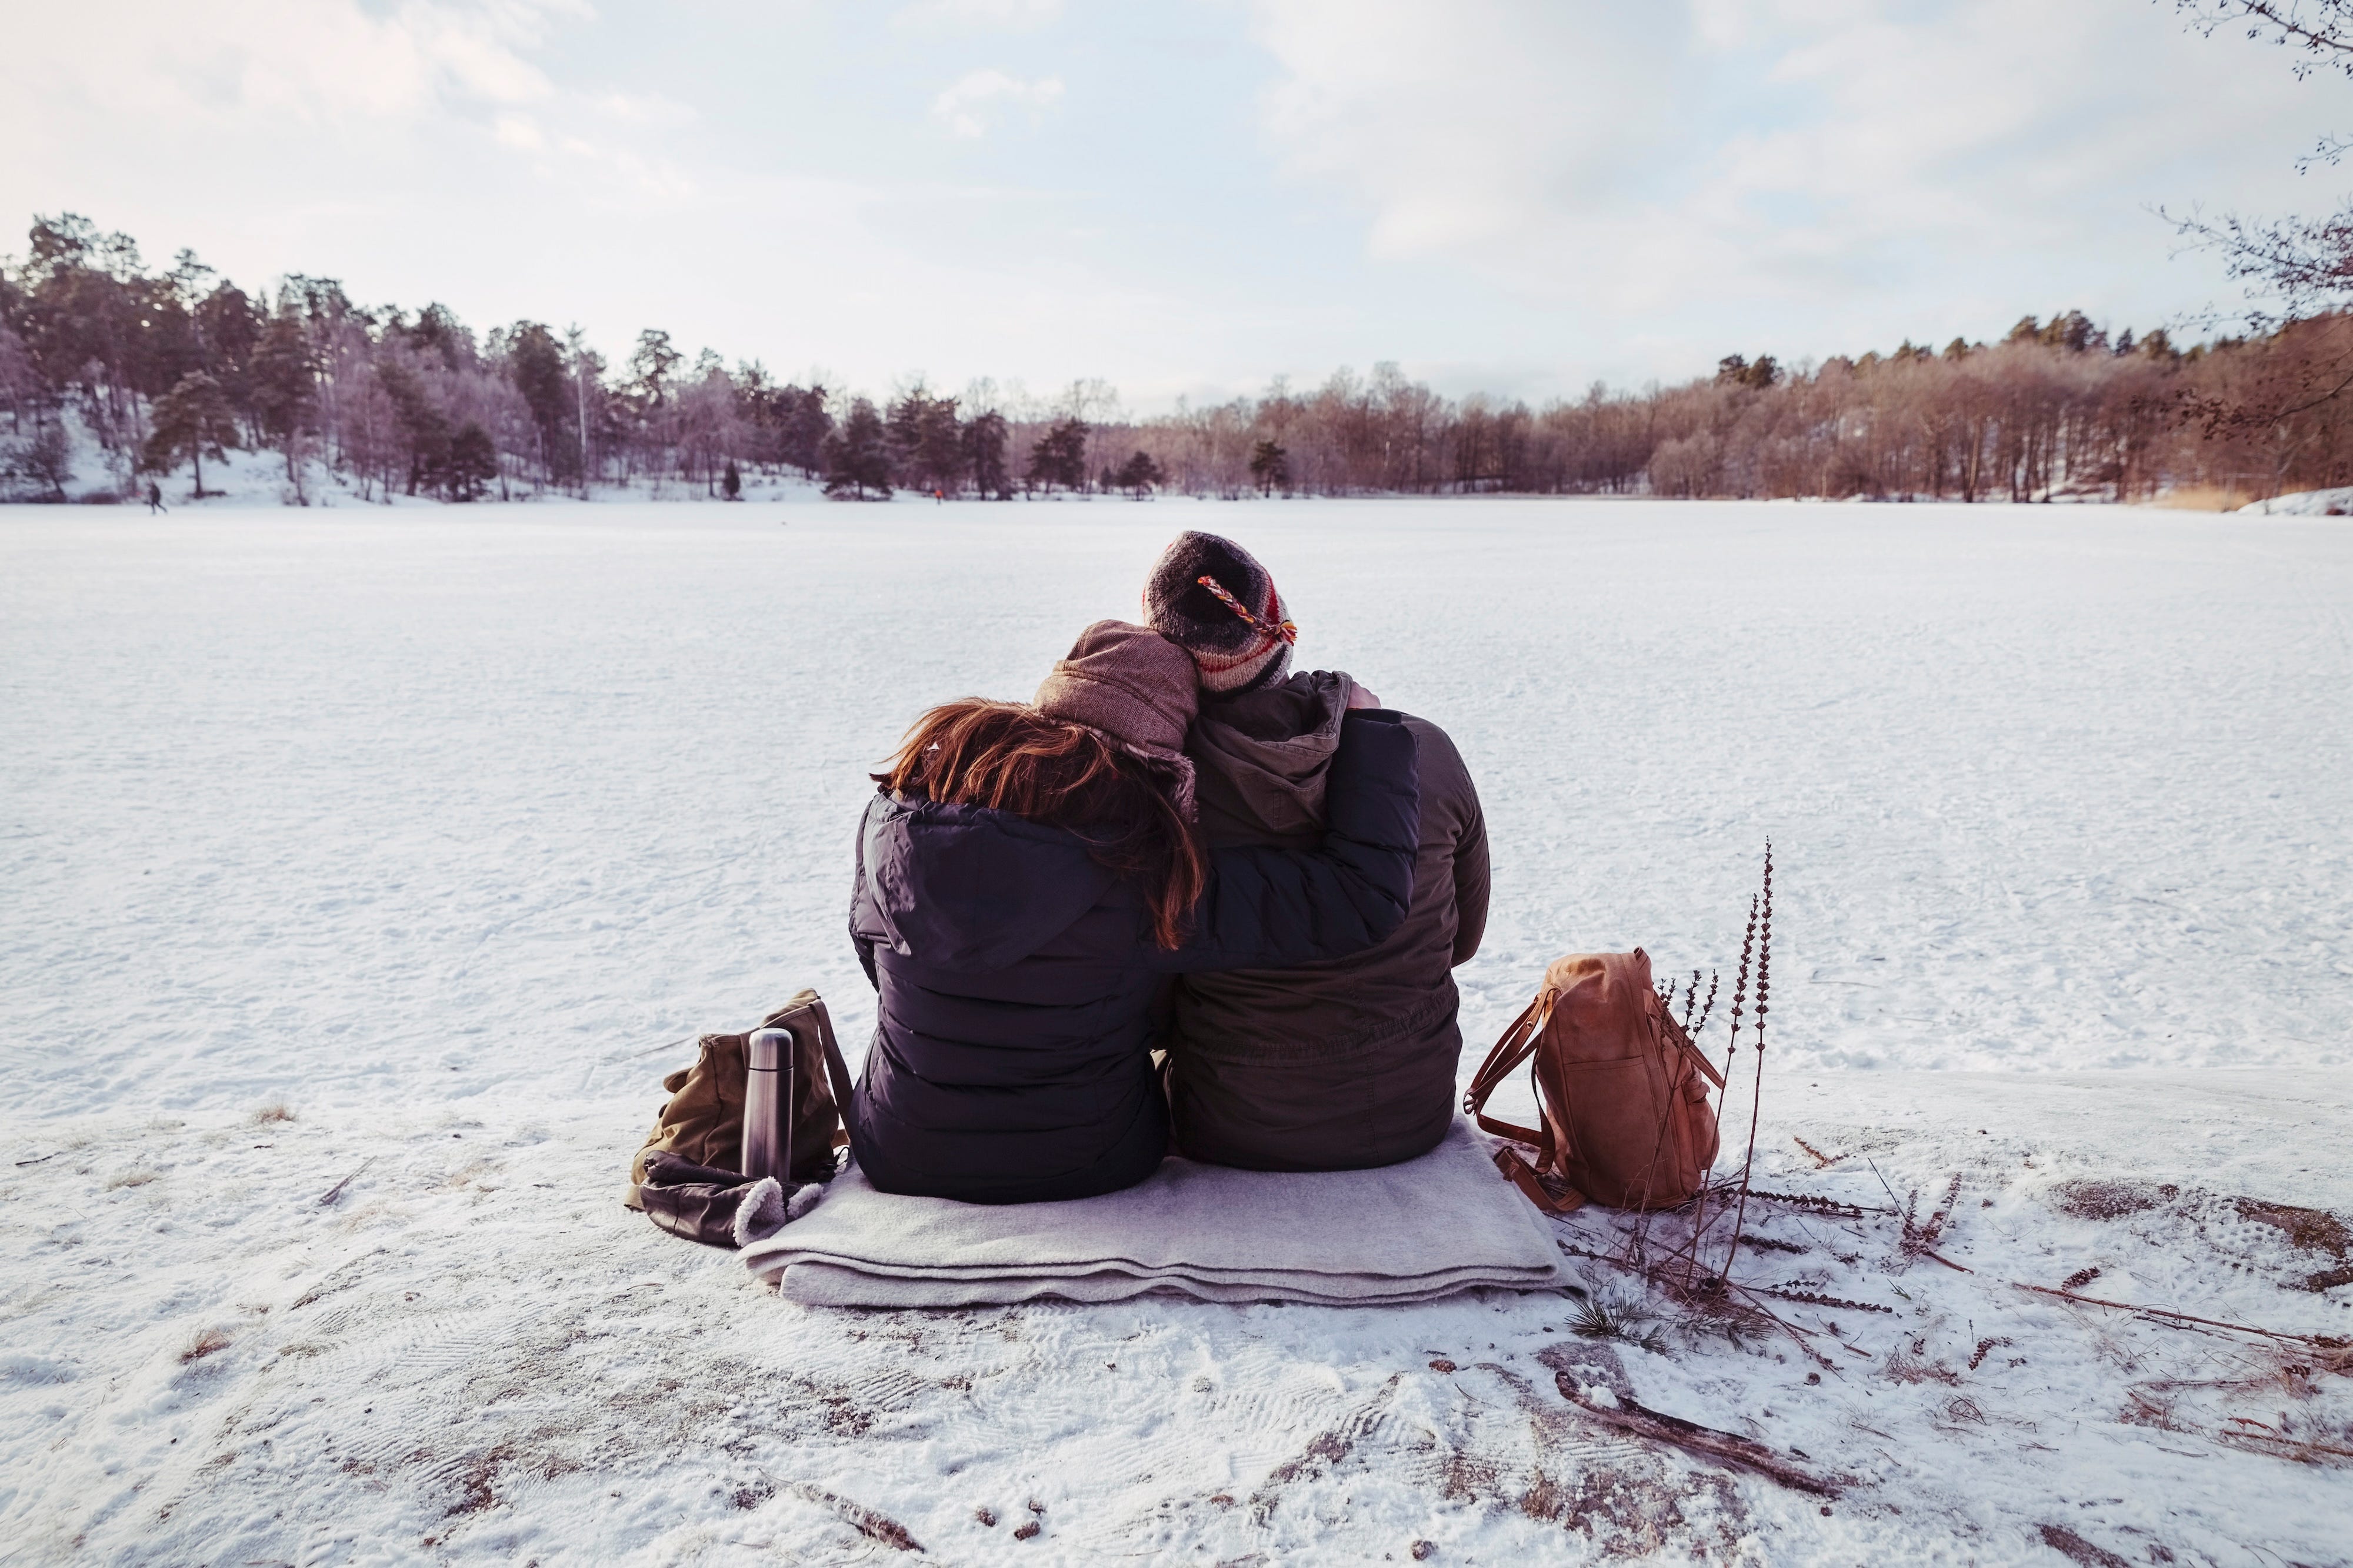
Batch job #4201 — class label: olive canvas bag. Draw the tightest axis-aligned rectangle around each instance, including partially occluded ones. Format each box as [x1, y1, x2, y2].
[624, 988, 855, 1207]
[1464, 949, 1724, 1213]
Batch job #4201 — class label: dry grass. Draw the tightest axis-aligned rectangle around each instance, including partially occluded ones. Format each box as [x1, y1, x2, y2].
[2039, 1523, 2134, 1568]
[251, 1102, 296, 1125]
[2051, 1179, 2177, 1220]
[2147, 483, 2258, 512]
[1568, 1292, 1668, 1355]
[2235, 1197, 2353, 1258]
[104, 1167, 158, 1190]
[1882, 1336, 1963, 1386]
[179, 1326, 232, 1363]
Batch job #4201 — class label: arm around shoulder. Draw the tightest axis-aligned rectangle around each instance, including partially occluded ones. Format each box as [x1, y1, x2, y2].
[1402, 715, 1489, 966]
[1165, 709, 1421, 972]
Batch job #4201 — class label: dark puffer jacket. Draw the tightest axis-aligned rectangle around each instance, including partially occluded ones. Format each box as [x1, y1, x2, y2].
[1165, 671, 1489, 1172]
[846, 710, 1421, 1205]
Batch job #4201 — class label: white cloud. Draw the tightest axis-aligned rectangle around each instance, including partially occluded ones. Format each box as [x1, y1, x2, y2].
[1245, 0, 2345, 349]
[895, 0, 1063, 33]
[494, 112, 545, 149]
[0, 0, 592, 146]
[930, 68, 1065, 138]
[591, 89, 696, 125]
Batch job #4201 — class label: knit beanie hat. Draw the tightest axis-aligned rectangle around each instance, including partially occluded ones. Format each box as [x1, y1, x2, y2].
[1141, 532, 1298, 695]
[1033, 619, 1200, 816]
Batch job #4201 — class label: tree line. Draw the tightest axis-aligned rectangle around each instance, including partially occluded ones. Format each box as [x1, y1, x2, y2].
[4, 212, 2348, 507]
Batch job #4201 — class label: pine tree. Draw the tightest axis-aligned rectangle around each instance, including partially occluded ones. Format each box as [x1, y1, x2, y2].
[885, 389, 964, 494]
[1114, 450, 1165, 497]
[822, 398, 892, 499]
[777, 386, 831, 477]
[444, 421, 498, 501]
[192, 282, 262, 426]
[374, 361, 451, 496]
[1247, 437, 1288, 497]
[1024, 417, 1089, 493]
[506, 321, 572, 484]
[917, 397, 963, 495]
[964, 410, 1010, 498]
[248, 308, 314, 483]
[142, 370, 240, 496]
[629, 329, 681, 406]
[405, 303, 476, 371]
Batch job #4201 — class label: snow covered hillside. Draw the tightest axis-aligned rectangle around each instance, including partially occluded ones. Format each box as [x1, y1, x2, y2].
[2, 500, 2349, 1564]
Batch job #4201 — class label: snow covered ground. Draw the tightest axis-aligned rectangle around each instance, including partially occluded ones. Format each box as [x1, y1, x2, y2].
[3, 499, 2349, 1564]
[2241, 485, 2353, 518]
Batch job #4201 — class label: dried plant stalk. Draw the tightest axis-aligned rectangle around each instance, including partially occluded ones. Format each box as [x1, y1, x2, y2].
[1681, 889, 1758, 1287]
[1738, 1188, 1881, 1219]
[1722, 841, 1774, 1278]
[1689, 969, 1719, 1039]
[1757, 1286, 1895, 1316]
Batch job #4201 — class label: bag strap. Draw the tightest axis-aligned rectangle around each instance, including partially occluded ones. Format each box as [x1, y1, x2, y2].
[1463, 990, 1557, 1149]
[1466, 987, 1590, 1214]
[1494, 1146, 1587, 1214]
[1656, 1006, 1726, 1089]
[802, 995, 859, 1139]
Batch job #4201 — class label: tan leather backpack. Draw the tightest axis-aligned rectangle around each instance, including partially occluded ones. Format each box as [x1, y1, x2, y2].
[1465, 949, 1724, 1213]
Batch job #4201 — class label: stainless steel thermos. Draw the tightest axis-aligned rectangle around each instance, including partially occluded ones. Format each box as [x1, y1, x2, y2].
[742, 1027, 795, 1183]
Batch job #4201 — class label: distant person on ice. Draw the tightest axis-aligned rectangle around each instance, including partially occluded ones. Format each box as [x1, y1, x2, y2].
[1142, 532, 1489, 1172]
[146, 481, 166, 515]
[845, 620, 1423, 1204]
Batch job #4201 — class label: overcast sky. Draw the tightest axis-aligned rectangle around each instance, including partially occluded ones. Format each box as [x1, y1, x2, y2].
[4, 0, 2342, 408]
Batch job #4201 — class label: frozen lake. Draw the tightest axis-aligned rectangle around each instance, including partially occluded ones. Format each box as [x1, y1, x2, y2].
[4, 498, 2348, 1118]
[4, 498, 2351, 1566]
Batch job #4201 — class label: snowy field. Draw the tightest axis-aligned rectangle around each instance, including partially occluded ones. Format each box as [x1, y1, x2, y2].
[3, 498, 2350, 1564]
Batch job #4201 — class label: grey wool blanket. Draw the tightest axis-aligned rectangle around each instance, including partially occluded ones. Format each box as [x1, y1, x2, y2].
[738, 1118, 1570, 1307]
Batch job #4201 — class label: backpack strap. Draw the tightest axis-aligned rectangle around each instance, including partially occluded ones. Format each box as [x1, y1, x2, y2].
[1464, 990, 1557, 1150]
[1467, 989, 1592, 1214]
[802, 995, 859, 1139]
[1494, 1145, 1587, 1214]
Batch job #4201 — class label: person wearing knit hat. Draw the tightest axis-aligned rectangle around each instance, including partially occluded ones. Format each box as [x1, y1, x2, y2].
[1144, 533, 1492, 1176]
[1142, 531, 1298, 695]
[1033, 619, 1201, 818]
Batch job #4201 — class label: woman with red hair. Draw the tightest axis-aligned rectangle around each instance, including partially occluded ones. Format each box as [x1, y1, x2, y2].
[848, 620, 1421, 1204]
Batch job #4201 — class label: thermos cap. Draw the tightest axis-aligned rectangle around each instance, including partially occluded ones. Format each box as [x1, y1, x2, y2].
[748, 1028, 788, 1072]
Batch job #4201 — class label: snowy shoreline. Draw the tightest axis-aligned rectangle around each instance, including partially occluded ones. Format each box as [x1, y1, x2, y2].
[15, 425, 2349, 514]
[4, 499, 2347, 1563]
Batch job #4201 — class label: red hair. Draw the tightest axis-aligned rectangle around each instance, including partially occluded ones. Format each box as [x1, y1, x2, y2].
[878, 699, 1205, 949]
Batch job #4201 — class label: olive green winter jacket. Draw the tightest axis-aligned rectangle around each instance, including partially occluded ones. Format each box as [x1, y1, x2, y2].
[1164, 670, 1489, 1170]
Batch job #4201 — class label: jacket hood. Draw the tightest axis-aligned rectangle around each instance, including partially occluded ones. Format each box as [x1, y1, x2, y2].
[1188, 669, 1358, 846]
[855, 792, 1120, 971]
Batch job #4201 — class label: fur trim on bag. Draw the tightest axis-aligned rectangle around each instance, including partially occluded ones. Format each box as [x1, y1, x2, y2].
[732, 1176, 828, 1247]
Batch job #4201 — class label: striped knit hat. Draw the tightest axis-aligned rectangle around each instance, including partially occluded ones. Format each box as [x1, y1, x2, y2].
[1141, 532, 1298, 695]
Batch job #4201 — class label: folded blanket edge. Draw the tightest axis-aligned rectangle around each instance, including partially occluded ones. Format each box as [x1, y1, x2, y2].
[775, 1259, 1574, 1308]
